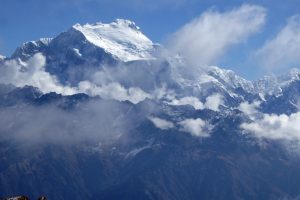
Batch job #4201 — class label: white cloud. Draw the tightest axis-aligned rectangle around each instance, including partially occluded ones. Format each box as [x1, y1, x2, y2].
[239, 100, 300, 143]
[78, 81, 150, 104]
[241, 112, 300, 141]
[167, 94, 224, 111]
[204, 93, 224, 111]
[238, 100, 261, 119]
[169, 96, 204, 110]
[179, 118, 210, 137]
[0, 54, 150, 104]
[169, 4, 266, 66]
[148, 116, 175, 130]
[0, 53, 75, 95]
[256, 15, 300, 71]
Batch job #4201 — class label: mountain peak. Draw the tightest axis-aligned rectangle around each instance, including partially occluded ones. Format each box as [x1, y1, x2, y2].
[113, 19, 140, 30]
[206, 66, 254, 92]
[71, 19, 154, 62]
[73, 19, 139, 31]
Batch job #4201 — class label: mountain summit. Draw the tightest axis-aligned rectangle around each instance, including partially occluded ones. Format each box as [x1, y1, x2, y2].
[13, 19, 155, 63]
[10, 19, 159, 85]
[72, 19, 155, 62]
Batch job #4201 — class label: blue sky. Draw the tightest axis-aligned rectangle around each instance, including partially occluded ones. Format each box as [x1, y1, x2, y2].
[0, 0, 300, 79]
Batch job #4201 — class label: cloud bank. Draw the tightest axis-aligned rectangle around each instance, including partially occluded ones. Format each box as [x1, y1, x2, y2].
[0, 53, 150, 104]
[169, 4, 266, 66]
[239, 100, 300, 143]
[0, 53, 75, 95]
[0, 100, 135, 145]
[241, 112, 300, 141]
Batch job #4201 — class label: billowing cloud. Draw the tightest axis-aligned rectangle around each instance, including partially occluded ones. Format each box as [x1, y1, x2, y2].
[179, 118, 210, 137]
[204, 93, 224, 111]
[241, 112, 300, 141]
[169, 4, 266, 66]
[256, 15, 300, 71]
[148, 116, 175, 130]
[0, 53, 150, 104]
[0, 53, 75, 95]
[168, 96, 204, 110]
[240, 100, 300, 143]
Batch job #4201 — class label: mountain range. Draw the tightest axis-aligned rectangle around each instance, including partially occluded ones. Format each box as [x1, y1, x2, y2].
[1, 19, 300, 200]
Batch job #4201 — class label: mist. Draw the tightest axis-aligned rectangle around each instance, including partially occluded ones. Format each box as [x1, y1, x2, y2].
[0, 99, 140, 146]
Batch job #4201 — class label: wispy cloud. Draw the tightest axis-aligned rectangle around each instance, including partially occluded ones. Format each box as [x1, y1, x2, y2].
[169, 4, 266, 66]
[255, 15, 300, 71]
[0, 100, 134, 145]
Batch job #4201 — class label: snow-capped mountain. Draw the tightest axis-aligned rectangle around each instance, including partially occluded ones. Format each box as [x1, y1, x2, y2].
[7, 18, 297, 104]
[2, 19, 300, 200]
[72, 19, 155, 62]
[12, 19, 157, 64]
[254, 68, 300, 96]
[10, 19, 159, 85]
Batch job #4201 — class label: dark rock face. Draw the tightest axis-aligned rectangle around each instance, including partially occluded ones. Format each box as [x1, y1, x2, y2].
[0, 86, 300, 200]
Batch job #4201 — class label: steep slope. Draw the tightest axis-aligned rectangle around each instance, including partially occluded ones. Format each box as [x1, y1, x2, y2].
[72, 19, 155, 62]
[11, 19, 157, 85]
[12, 20, 154, 63]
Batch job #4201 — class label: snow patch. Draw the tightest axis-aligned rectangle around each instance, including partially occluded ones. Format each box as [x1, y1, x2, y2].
[73, 19, 154, 62]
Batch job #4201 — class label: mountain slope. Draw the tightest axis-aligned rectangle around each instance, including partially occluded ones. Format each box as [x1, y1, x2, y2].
[72, 19, 155, 62]
[1, 19, 300, 200]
